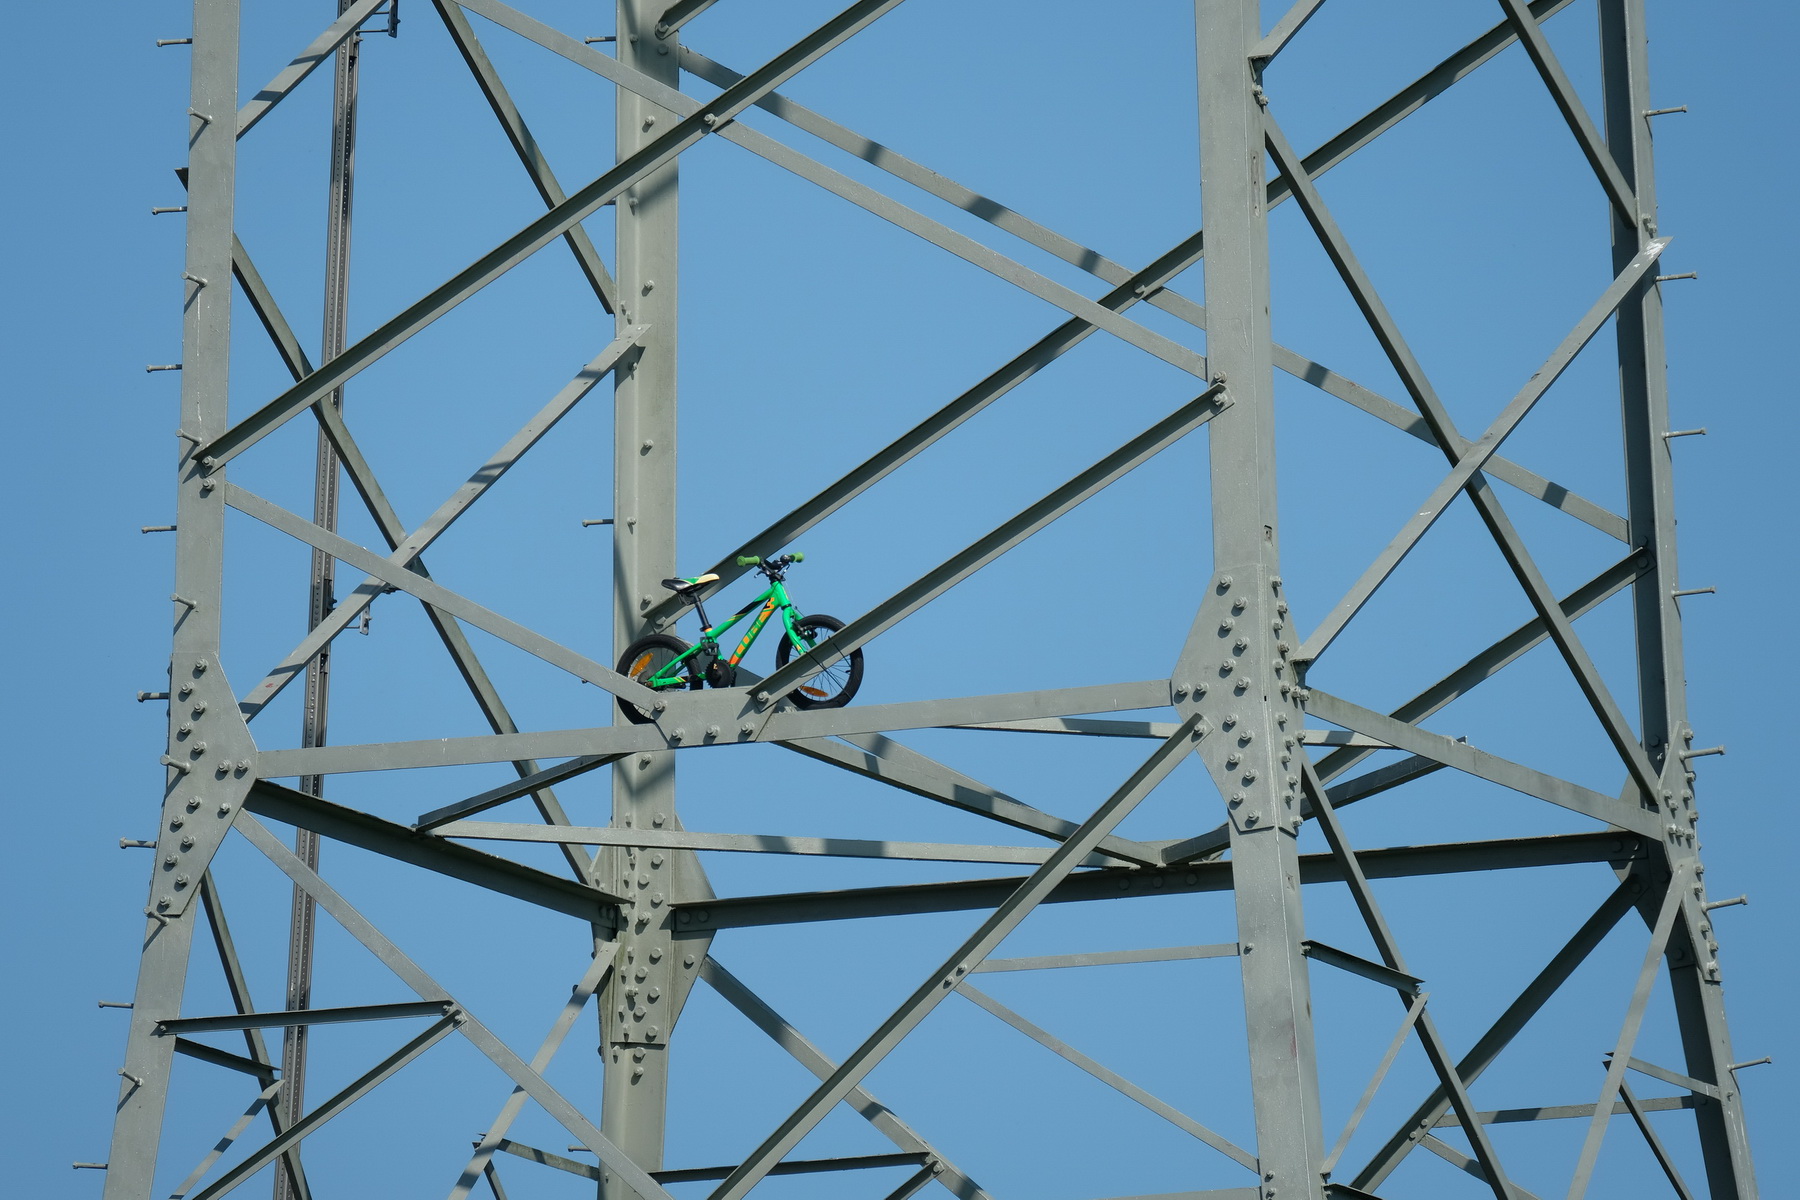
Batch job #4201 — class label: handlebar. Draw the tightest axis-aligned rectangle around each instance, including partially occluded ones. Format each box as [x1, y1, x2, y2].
[736, 552, 803, 567]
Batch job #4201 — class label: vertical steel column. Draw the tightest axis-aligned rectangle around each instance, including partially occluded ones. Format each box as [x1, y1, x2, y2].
[601, 3, 681, 1194]
[1598, 4, 1758, 1195]
[104, 1, 239, 1196]
[1189, 4, 1324, 1198]
[275, 15, 360, 1199]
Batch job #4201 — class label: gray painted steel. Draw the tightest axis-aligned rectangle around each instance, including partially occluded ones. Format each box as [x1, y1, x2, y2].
[103, 3, 1760, 1199]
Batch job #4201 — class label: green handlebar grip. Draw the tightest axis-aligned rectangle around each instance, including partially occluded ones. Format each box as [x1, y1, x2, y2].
[791, 552, 805, 563]
[736, 555, 761, 566]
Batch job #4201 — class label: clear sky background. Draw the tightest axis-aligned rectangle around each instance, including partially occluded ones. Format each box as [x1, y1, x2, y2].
[2, 2, 1795, 1198]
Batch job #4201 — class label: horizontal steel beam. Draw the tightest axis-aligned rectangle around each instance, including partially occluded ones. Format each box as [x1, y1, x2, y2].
[973, 944, 1240, 973]
[1436, 1094, 1697, 1126]
[431, 822, 1120, 866]
[160, 1001, 453, 1035]
[257, 679, 1174, 777]
[671, 833, 1644, 929]
[244, 781, 626, 918]
[657, 1153, 929, 1185]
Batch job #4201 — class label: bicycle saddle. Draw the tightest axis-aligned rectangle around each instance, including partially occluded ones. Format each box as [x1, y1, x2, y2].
[660, 573, 720, 594]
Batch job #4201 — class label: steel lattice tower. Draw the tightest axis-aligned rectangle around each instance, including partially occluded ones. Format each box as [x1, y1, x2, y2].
[102, 1, 1761, 1198]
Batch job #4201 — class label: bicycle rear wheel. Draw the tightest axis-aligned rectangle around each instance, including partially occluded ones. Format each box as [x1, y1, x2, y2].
[616, 633, 692, 724]
[773, 614, 862, 708]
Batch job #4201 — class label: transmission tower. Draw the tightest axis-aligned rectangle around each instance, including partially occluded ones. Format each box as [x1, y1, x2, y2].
[101, 1, 1761, 1198]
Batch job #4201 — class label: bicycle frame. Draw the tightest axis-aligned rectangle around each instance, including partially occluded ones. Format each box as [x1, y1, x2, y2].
[641, 580, 809, 689]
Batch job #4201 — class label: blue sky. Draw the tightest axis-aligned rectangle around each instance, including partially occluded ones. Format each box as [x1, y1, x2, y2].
[3, 2, 1795, 1197]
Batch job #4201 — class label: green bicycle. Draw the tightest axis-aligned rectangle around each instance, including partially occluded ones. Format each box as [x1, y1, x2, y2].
[614, 553, 864, 724]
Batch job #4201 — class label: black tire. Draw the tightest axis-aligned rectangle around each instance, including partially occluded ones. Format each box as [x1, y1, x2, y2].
[616, 633, 693, 724]
[773, 614, 863, 708]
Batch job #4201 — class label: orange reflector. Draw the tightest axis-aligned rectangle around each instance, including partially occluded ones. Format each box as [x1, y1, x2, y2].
[800, 687, 829, 698]
[629, 653, 655, 677]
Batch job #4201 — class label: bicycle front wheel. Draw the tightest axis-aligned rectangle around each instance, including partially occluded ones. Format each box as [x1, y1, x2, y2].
[773, 614, 863, 708]
[616, 633, 692, 724]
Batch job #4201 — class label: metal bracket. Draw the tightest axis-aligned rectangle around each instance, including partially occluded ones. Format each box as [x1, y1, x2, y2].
[151, 653, 257, 917]
[1173, 566, 1305, 834]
